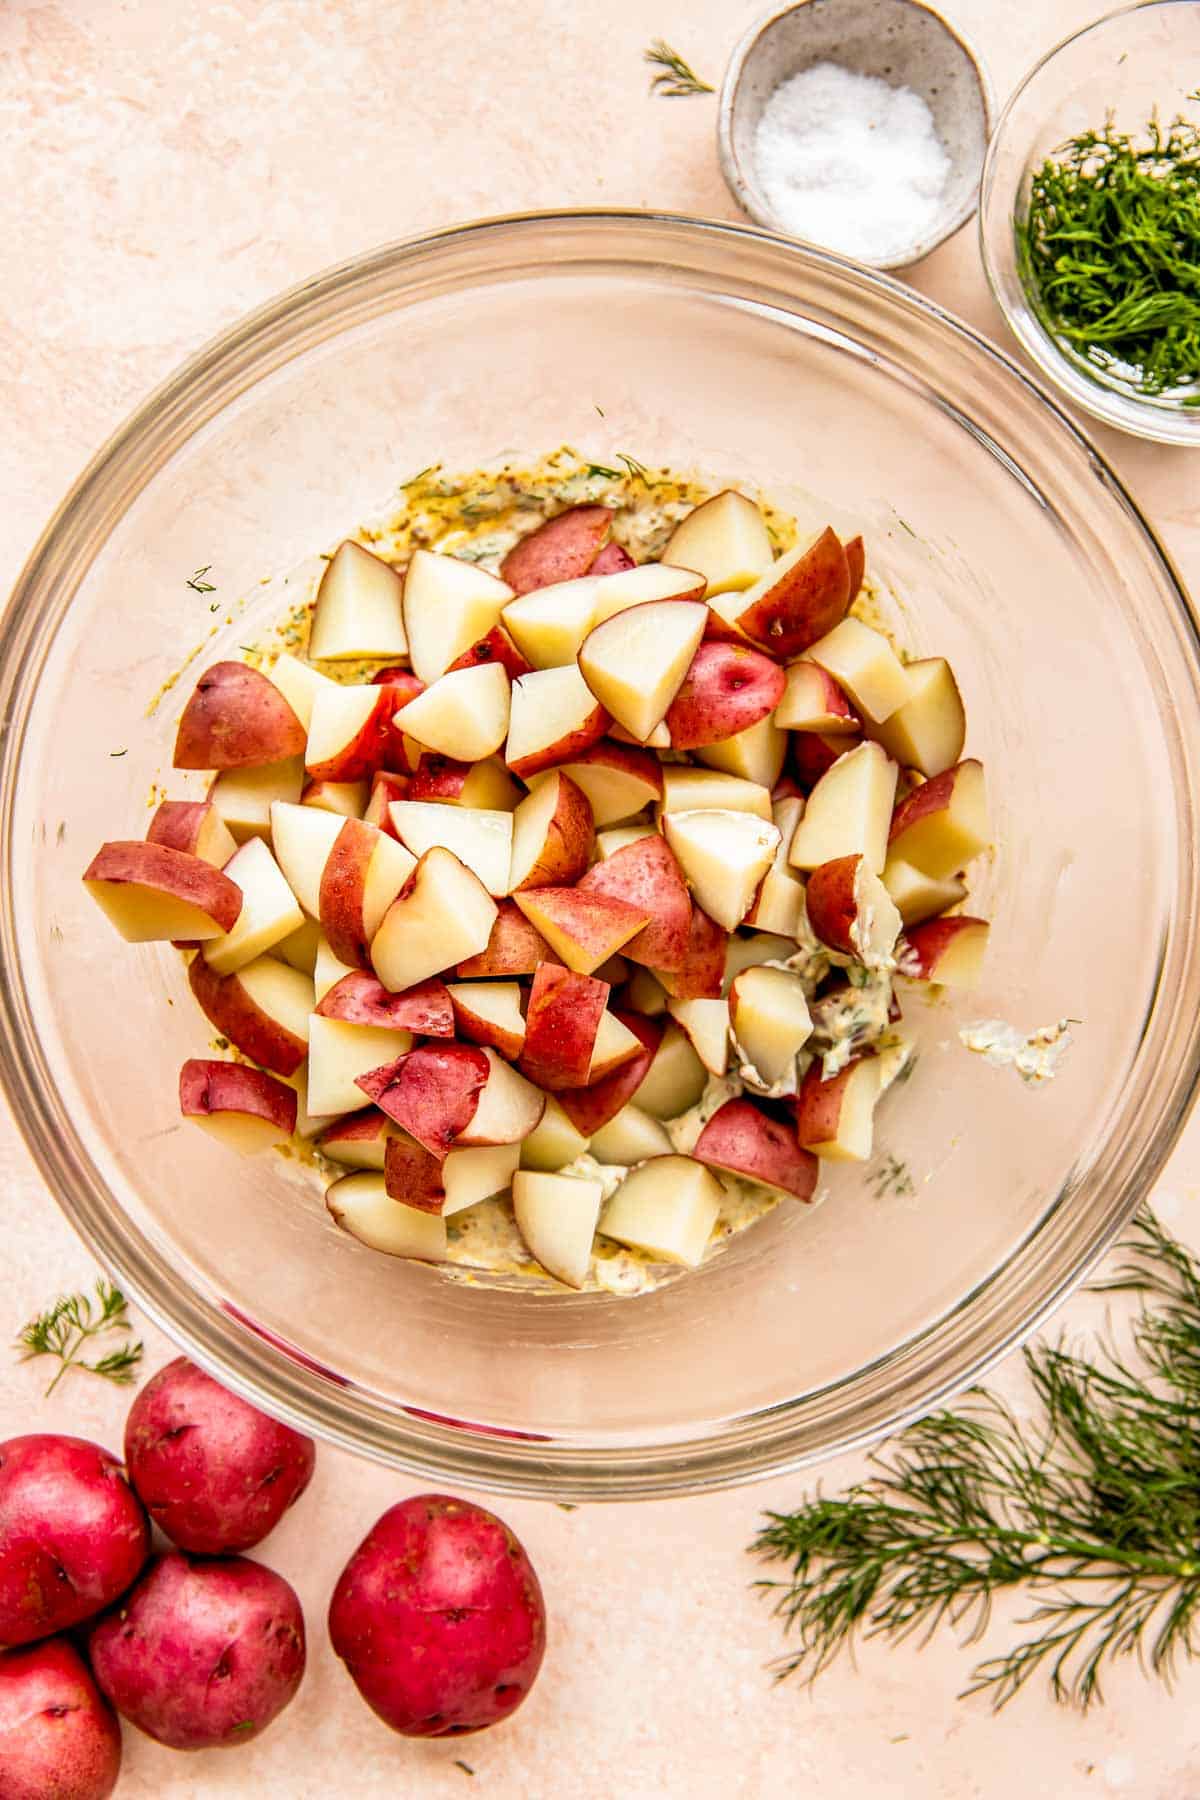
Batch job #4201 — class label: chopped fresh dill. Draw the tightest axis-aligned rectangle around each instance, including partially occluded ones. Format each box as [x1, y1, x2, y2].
[403, 464, 440, 488]
[617, 452, 652, 484]
[754, 1209, 1200, 1710]
[453, 1761, 476, 1777]
[868, 1153, 914, 1198]
[594, 403, 606, 417]
[1019, 108, 1200, 397]
[584, 462, 623, 481]
[644, 38, 714, 98]
[186, 565, 216, 593]
[17, 1280, 143, 1396]
[109, 748, 127, 757]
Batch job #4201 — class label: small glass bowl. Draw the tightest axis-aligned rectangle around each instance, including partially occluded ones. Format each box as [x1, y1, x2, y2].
[980, 0, 1200, 446]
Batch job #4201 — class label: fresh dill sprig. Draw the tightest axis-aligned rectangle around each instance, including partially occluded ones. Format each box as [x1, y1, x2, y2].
[17, 1280, 143, 1396]
[1019, 110, 1200, 396]
[616, 452, 652, 484]
[186, 565, 216, 593]
[644, 38, 714, 98]
[753, 1209, 1200, 1710]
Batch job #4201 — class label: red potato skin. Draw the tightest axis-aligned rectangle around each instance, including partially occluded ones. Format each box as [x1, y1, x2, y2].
[372, 674, 425, 776]
[447, 627, 534, 680]
[0, 1638, 121, 1800]
[317, 972, 455, 1035]
[82, 841, 243, 932]
[665, 642, 786, 750]
[364, 770, 410, 833]
[407, 755, 475, 803]
[694, 1098, 818, 1202]
[124, 1359, 314, 1555]
[146, 799, 219, 858]
[791, 730, 862, 790]
[902, 915, 989, 979]
[560, 739, 663, 804]
[372, 668, 425, 702]
[510, 772, 594, 891]
[316, 1109, 391, 1158]
[383, 1134, 447, 1213]
[791, 1056, 869, 1149]
[328, 1494, 546, 1738]
[308, 692, 394, 784]
[174, 662, 306, 770]
[734, 527, 851, 657]
[88, 1552, 304, 1751]
[357, 1044, 490, 1157]
[506, 700, 611, 781]
[456, 900, 551, 978]
[499, 504, 614, 594]
[557, 1010, 662, 1134]
[515, 886, 649, 966]
[588, 540, 636, 576]
[519, 963, 608, 1090]
[653, 905, 729, 999]
[0, 1437, 149, 1650]
[448, 994, 525, 1061]
[187, 954, 308, 1077]
[843, 535, 865, 602]
[887, 760, 980, 847]
[318, 818, 380, 969]
[804, 854, 863, 956]
[579, 835, 692, 971]
[178, 1060, 298, 1135]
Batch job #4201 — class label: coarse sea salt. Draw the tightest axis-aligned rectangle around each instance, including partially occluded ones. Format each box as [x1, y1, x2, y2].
[753, 61, 952, 263]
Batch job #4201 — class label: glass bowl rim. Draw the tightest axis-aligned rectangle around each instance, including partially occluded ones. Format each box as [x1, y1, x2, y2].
[978, 0, 1200, 447]
[2, 207, 1197, 1499]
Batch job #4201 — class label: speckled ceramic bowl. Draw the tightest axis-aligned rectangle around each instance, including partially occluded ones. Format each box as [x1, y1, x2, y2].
[718, 0, 993, 268]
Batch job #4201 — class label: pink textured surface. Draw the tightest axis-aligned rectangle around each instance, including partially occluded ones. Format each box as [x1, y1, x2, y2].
[3, 2, 1200, 1794]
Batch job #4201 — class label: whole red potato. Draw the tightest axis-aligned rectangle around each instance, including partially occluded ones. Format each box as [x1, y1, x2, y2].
[0, 1637, 122, 1800]
[88, 1550, 305, 1751]
[328, 1493, 546, 1737]
[0, 1436, 149, 1648]
[124, 1357, 315, 1553]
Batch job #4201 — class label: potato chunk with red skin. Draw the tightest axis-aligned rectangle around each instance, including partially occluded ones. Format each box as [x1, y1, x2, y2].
[174, 662, 306, 770]
[499, 504, 614, 594]
[665, 641, 785, 750]
[328, 1494, 546, 1738]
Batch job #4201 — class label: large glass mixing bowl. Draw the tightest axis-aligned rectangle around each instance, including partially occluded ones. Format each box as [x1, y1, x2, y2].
[3, 213, 1199, 1499]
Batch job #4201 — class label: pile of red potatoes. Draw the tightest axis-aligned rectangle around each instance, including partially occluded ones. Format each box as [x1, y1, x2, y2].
[0, 1358, 545, 1797]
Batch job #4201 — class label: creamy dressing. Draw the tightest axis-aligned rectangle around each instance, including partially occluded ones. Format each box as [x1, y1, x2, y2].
[959, 1018, 1075, 1087]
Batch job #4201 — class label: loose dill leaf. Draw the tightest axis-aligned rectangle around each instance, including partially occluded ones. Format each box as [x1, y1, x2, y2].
[583, 462, 623, 481]
[753, 1209, 1200, 1710]
[868, 1153, 914, 1199]
[17, 1279, 143, 1395]
[454, 1761, 476, 1777]
[109, 748, 127, 757]
[644, 38, 714, 99]
[1018, 110, 1200, 396]
[186, 565, 216, 593]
